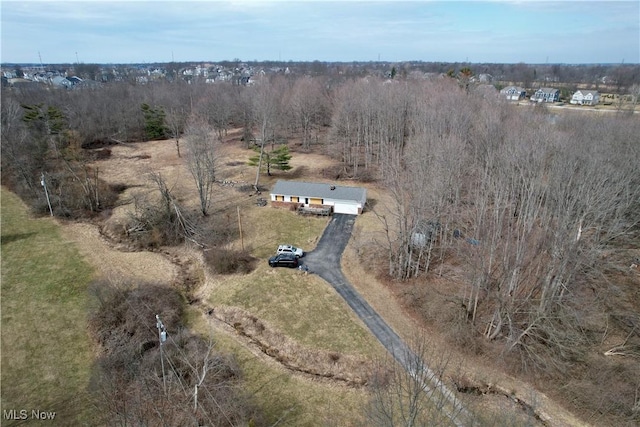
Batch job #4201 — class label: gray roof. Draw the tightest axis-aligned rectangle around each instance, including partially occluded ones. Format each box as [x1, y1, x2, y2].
[500, 85, 525, 93]
[271, 180, 366, 204]
[574, 90, 599, 96]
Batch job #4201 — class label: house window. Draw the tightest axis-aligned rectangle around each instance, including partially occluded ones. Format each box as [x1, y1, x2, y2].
[291, 196, 299, 203]
[275, 195, 284, 201]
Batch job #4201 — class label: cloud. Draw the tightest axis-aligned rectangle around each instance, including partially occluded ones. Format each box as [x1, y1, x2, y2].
[1, 1, 637, 63]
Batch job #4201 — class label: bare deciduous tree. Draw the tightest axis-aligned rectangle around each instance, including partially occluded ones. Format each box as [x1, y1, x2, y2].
[249, 76, 283, 190]
[166, 106, 188, 157]
[289, 76, 329, 150]
[184, 122, 218, 216]
[87, 279, 264, 426]
[366, 336, 471, 427]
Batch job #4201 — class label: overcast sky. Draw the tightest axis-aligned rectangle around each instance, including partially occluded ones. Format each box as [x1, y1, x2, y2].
[1, 0, 638, 64]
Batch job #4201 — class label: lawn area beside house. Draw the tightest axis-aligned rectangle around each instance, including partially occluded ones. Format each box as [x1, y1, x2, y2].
[201, 206, 383, 426]
[209, 207, 381, 356]
[1, 187, 95, 424]
[211, 264, 380, 356]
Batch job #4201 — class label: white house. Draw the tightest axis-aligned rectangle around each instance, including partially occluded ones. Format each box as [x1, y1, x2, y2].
[570, 90, 600, 105]
[270, 180, 367, 215]
[500, 86, 527, 101]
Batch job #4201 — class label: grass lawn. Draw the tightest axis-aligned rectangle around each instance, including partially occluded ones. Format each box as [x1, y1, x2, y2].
[210, 207, 381, 356]
[1, 188, 95, 425]
[238, 204, 329, 259]
[203, 207, 384, 425]
[211, 265, 379, 355]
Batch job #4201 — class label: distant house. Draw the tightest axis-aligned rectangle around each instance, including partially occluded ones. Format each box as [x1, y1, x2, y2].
[531, 88, 560, 103]
[500, 86, 527, 101]
[66, 76, 83, 85]
[570, 90, 600, 105]
[50, 75, 72, 88]
[270, 180, 367, 215]
[472, 73, 493, 83]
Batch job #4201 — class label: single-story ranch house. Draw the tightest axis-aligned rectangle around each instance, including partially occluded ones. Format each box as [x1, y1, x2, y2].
[270, 180, 367, 215]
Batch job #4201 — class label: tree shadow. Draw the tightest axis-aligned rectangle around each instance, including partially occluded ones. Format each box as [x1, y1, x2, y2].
[1, 232, 36, 245]
[365, 198, 378, 211]
[285, 165, 309, 179]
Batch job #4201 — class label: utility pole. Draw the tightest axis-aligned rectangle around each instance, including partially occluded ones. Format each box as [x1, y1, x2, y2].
[237, 206, 244, 251]
[40, 173, 53, 216]
[156, 314, 167, 394]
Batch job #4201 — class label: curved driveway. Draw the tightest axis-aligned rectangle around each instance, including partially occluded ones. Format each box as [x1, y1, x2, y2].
[303, 214, 468, 426]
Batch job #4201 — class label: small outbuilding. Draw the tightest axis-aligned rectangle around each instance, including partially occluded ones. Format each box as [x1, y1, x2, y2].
[270, 180, 367, 215]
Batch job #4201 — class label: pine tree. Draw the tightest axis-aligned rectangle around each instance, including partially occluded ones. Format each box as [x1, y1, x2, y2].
[248, 144, 292, 176]
[140, 103, 167, 140]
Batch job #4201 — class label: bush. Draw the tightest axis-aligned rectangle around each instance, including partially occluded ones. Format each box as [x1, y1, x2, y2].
[123, 188, 196, 249]
[88, 280, 184, 354]
[204, 248, 257, 274]
[87, 279, 265, 426]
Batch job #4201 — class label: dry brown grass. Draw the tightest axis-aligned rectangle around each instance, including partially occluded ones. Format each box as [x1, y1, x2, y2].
[343, 189, 593, 427]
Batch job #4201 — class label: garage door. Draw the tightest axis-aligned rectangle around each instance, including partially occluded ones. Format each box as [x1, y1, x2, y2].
[334, 203, 359, 215]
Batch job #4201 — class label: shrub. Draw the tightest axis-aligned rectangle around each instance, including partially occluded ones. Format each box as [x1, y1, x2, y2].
[204, 248, 257, 275]
[87, 279, 265, 426]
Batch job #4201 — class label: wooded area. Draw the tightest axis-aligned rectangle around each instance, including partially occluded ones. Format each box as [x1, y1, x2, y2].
[2, 72, 639, 425]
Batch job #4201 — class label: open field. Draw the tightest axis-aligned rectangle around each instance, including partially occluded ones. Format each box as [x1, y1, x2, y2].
[1, 188, 95, 425]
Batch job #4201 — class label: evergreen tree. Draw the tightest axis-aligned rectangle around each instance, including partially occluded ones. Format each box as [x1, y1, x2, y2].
[140, 103, 167, 140]
[248, 144, 292, 176]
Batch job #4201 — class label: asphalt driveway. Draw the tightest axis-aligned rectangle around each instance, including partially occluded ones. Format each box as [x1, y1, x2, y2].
[303, 214, 412, 361]
[302, 214, 467, 425]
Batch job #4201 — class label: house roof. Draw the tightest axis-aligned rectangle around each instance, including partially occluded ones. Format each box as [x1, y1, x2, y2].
[271, 180, 366, 204]
[573, 90, 599, 96]
[536, 87, 559, 94]
[500, 85, 525, 93]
